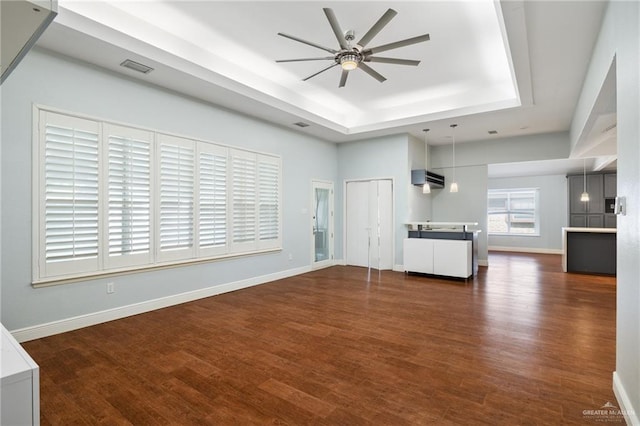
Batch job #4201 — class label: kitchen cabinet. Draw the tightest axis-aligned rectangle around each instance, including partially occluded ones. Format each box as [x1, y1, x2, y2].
[604, 173, 617, 198]
[568, 173, 615, 228]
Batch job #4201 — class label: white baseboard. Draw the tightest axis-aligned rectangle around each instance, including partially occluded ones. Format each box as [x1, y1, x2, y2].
[478, 259, 489, 267]
[10, 265, 312, 343]
[613, 371, 640, 425]
[489, 246, 563, 255]
[393, 264, 404, 272]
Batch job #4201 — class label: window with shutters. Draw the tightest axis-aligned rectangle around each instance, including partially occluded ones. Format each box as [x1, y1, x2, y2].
[39, 112, 100, 278]
[198, 144, 228, 257]
[488, 188, 540, 236]
[230, 150, 257, 252]
[258, 156, 281, 249]
[34, 107, 282, 284]
[157, 135, 195, 262]
[104, 124, 152, 269]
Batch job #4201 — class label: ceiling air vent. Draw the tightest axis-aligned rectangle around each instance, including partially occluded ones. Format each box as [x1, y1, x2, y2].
[120, 59, 154, 74]
[488, 130, 498, 135]
[293, 122, 310, 128]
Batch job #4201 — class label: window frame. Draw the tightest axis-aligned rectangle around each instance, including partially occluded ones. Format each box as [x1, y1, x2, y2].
[32, 106, 282, 285]
[487, 188, 540, 236]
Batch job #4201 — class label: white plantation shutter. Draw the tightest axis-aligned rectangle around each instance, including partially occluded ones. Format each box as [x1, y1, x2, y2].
[197, 144, 228, 256]
[157, 134, 195, 262]
[230, 149, 257, 252]
[34, 108, 282, 283]
[257, 155, 281, 249]
[40, 112, 100, 277]
[104, 124, 152, 268]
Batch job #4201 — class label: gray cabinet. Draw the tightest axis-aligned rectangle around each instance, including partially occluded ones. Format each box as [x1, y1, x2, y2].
[604, 173, 617, 198]
[605, 214, 617, 229]
[567, 173, 615, 228]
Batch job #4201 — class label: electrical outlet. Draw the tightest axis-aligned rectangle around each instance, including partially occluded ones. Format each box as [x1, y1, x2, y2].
[106, 282, 115, 294]
[288, 253, 293, 261]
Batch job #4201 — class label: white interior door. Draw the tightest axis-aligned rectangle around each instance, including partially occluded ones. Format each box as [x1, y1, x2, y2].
[346, 181, 370, 267]
[345, 179, 393, 270]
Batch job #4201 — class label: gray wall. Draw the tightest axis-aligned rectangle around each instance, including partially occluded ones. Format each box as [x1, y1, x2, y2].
[336, 134, 409, 267]
[571, 1, 640, 419]
[488, 175, 568, 252]
[0, 49, 338, 330]
[408, 134, 432, 222]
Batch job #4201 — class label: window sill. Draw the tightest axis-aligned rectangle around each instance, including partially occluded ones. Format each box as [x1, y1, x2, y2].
[32, 247, 282, 288]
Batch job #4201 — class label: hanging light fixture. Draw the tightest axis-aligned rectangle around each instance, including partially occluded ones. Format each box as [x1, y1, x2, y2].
[450, 124, 459, 193]
[581, 158, 590, 202]
[422, 128, 431, 194]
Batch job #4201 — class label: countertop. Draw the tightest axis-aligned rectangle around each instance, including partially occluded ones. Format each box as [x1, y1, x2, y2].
[562, 227, 616, 233]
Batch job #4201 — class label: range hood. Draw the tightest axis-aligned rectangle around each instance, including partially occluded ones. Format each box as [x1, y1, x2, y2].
[1, 0, 57, 84]
[411, 170, 445, 188]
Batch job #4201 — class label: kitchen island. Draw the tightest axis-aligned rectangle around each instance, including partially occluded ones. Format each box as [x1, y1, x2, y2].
[404, 222, 480, 279]
[562, 227, 616, 275]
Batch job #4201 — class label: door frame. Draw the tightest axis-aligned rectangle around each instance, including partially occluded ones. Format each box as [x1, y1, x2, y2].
[311, 180, 334, 270]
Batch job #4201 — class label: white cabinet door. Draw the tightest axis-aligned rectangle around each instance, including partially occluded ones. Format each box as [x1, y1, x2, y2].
[433, 240, 472, 278]
[403, 238, 434, 274]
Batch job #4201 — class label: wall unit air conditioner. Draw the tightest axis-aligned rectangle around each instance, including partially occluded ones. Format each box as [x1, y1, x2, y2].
[411, 169, 445, 189]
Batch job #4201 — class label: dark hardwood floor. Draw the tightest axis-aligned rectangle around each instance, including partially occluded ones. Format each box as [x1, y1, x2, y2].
[23, 252, 619, 425]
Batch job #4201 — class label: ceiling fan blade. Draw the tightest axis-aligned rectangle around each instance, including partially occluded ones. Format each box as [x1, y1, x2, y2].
[302, 63, 339, 81]
[278, 33, 337, 54]
[339, 70, 349, 88]
[357, 8, 397, 48]
[323, 8, 349, 50]
[363, 34, 430, 55]
[364, 57, 421, 66]
[276, 57, 335, 63]
[358, 62, 386, 83]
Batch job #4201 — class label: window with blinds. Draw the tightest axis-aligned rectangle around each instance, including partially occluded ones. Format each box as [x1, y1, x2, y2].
[34, 107, 282, 283]
[488, 188, 540, 235]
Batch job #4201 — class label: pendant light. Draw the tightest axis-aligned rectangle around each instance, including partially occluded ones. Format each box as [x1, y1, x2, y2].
[422, 128, 431, 194]
[450, 124, 459, 193]
[581, 158, 590, 202]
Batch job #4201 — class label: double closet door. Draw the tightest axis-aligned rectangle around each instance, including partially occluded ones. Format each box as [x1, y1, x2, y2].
[345, 179, 393, 270]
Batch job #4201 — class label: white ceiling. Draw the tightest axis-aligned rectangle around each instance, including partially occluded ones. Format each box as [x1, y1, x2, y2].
[35, 0, 612, 175]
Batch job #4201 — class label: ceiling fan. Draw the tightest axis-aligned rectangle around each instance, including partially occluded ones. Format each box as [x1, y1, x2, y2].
[276, 8, 430, 88]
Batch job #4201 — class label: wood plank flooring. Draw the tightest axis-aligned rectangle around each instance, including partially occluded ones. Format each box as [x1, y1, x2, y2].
[22, 252, 619, 425]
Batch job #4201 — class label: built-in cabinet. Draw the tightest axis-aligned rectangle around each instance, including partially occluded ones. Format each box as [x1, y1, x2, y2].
[1, 324, 40, 426]
[403, 238, 472, 279]
[567, 173, 616, 228]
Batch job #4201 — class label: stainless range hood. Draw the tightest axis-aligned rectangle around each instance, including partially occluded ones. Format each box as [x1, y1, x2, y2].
[411, 169, 445, 188]
[1, 0, 57, 84]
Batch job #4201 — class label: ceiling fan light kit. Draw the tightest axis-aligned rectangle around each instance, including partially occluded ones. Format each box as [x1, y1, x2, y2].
[276, 8, 430, 87]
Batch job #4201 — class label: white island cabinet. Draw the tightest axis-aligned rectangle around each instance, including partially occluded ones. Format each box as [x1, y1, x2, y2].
[404, 238, 472, 279]
[403, 222, 478, 279]
[1, 324, 40, 426]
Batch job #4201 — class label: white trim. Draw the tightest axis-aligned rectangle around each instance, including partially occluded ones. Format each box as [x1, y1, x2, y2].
[613, 371, 640, 426]
[478, 259, 489, 267]
[11, 265, 311, 343]
[393, 264, 404, 272]
[489, 246, 563, 255]
[333, 258, 346, 266]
